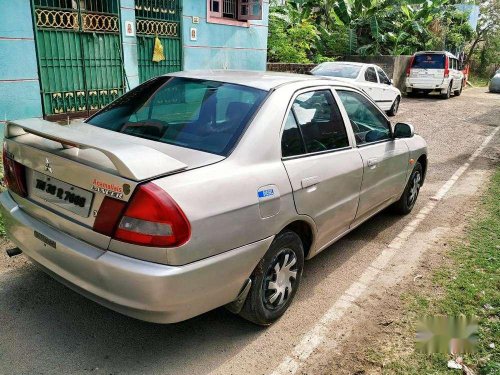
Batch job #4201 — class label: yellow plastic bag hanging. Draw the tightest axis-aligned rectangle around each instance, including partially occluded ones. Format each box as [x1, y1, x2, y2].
[152, 34, 165, 62]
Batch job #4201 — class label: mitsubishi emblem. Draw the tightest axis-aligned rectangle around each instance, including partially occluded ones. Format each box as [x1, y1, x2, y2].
[44, 158, 53, 174]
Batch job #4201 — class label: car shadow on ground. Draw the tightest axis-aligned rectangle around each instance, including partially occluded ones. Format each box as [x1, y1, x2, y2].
[0, 207, 413, 374]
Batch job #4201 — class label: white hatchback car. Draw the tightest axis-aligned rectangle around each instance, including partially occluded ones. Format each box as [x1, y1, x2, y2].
[311, 62, 402, 116]
[405, 51, 464, 99]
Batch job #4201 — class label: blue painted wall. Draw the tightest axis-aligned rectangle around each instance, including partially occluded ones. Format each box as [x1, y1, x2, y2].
[182, 0, 269, 71]
[0, 0, 43, 129]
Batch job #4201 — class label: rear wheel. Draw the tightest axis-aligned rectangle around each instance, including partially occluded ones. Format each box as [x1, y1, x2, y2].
[387, 96, 400, 116]
[454, 80, 463, 96]
[441, 83, 452, 99]
[392, 162, 423, 215]
[239, 230, 304, 326]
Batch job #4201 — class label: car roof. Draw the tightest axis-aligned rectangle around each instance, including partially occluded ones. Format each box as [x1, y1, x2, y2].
[317, 61, 368, 67]
[414, 51, 458, 59]
[165, 70, 344, 91]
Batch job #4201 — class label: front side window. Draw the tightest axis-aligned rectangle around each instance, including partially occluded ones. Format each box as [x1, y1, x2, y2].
[376, 67, 391, 85]
[87, 77, 267, 155]
[365, 67, 378, 83]
[282, 90, 349, 156]
[337, 90, 391, 145]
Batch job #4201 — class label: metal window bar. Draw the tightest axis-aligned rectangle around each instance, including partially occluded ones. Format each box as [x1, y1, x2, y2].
[223, 0, 237, 19]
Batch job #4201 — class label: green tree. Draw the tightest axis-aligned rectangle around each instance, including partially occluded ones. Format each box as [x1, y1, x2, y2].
[267, 0, 321, 62]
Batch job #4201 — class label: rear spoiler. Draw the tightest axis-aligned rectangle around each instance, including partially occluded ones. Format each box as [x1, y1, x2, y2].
[5, 118, 188, 181]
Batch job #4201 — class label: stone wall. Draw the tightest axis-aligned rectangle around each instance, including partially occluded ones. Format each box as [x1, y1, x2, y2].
[266, 63, 317, 75]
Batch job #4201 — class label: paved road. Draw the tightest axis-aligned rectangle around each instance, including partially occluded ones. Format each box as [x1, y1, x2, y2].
[0, 88, 499, 375]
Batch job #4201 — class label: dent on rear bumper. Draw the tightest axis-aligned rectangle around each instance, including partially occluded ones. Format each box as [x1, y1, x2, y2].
[0, 191, 273, 323]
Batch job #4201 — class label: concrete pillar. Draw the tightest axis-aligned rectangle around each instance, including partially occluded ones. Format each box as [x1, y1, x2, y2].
[120, 0, 140, 90]
[0, 1, 43, 128]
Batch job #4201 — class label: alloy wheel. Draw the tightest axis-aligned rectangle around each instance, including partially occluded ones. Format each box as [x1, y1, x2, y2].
[262, 249, 298, 310]
[407, 172, 421, 206]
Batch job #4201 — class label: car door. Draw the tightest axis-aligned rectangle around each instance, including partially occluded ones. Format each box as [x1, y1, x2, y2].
[336, 89, 410, 226]
[281, 88, 363, 252]
[358, 66, 385, 105]
[375, 67, 397, 109]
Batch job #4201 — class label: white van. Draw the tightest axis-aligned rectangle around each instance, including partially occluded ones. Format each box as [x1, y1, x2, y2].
[405, 51, 464, 99]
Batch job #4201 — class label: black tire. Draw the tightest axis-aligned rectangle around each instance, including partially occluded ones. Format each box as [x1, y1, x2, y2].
[387, 96, 400, 116]
[406, 91, 416, 98]
[441, 83, 452, 99]
[392, 162, 423, 215]
[239, 230, 304, 326]
[454, 80, 463, 96]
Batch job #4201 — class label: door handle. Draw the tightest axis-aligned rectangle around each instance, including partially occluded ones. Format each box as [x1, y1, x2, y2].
[301, 176, 319, 189]
[367, 158, 378, 169]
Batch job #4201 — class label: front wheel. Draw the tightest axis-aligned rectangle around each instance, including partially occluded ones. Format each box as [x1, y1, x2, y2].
[387, 96, 400, 116]
[239, 230, 304, 326]
[392, 162, 423, 215]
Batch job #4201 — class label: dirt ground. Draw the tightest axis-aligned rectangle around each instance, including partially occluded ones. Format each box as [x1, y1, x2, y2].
[0, 88, 499, 375]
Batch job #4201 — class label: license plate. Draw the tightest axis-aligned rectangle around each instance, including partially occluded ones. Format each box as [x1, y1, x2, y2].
[32, 171, 94, 217]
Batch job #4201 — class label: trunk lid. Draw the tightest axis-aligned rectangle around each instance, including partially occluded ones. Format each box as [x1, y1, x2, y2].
[4, 118, 223, 248]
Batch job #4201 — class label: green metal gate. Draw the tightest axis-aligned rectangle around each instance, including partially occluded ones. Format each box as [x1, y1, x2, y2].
[31, 0, 124, 118]
[135, 0, 182, 83]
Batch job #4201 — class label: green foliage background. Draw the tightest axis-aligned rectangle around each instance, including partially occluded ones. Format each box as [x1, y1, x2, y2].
[267, 0, 497, 76]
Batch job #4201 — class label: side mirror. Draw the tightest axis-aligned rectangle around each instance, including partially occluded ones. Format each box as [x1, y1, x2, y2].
[389, 79, 394, 86]
[393, 122, 414, 138]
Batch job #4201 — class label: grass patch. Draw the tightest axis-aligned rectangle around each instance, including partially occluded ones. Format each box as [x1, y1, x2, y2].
[379, 169, 500, 374]
[468, 76, 490, 87]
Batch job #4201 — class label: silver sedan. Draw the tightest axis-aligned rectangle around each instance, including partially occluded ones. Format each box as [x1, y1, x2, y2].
[1, 71, 427, 325]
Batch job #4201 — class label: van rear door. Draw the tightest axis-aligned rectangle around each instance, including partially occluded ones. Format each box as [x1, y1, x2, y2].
[408, 53, 446, 86]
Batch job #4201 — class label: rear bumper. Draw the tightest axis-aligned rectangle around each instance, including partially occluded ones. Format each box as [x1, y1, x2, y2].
[406, 78, 449, 92]
[0, 191, 272, 323]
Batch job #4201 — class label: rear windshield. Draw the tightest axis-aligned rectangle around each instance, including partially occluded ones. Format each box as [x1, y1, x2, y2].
[86, 77, 267, 155]
[411, 54, 446, 69]
[311, 63, 362, 79]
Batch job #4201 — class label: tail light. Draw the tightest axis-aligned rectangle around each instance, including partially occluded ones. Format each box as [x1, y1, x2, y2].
[2, 143, 27, 197]
[444, 57, 450, 78]
[406, 55, 415, 77]
[93, 182, 191, 248]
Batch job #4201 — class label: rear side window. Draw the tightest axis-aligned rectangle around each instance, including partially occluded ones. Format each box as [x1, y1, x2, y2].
[282, 90, 349, 156]
[365, 67, 378, 83]
[86, 77, 267, 156]
[281, 112, 306, 157]
[411, 54, 445, 69]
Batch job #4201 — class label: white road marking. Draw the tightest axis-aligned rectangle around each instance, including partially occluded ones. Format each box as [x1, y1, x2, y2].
[270, 126, 499, 375]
